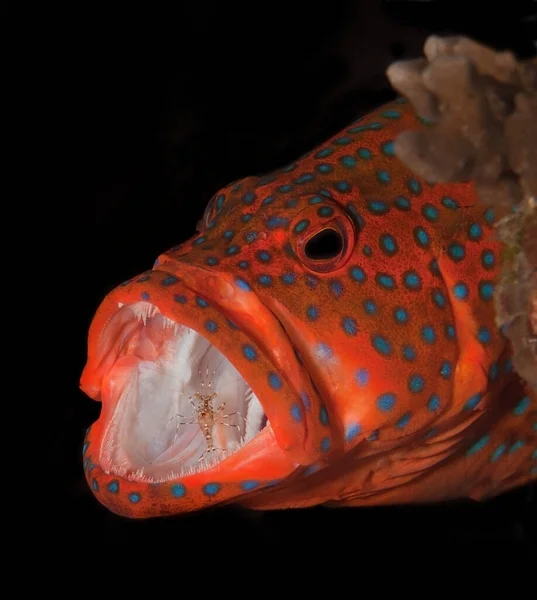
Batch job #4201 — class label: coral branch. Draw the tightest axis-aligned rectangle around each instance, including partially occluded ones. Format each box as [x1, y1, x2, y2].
[386, 35, 537, 388]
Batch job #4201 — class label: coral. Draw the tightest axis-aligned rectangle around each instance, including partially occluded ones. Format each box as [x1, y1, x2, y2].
[386, 35, 536, 389]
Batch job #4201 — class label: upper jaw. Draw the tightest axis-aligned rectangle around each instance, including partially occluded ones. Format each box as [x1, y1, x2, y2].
[81, 268, 327, 488]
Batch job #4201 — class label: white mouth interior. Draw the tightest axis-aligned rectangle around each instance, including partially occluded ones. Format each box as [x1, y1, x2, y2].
[100, 301, 268, 482]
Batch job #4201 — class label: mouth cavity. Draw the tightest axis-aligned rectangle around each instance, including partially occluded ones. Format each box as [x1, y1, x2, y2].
[99, 301, 268, 483]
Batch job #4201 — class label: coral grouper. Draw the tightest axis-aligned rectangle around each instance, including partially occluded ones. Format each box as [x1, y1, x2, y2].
[80, 98, 537, 518]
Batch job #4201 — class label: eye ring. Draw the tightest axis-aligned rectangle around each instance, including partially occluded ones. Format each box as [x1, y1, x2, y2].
[294, 213, 355, 273]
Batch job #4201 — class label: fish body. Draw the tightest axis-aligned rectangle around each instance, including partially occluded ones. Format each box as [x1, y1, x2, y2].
[80, 98, 536, 518]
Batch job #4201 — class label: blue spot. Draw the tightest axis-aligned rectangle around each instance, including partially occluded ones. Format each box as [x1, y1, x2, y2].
[161, 275, 178, 286]
[345, 423, 362, 443]
[82, 442, 88, 455]
[453, 282, 469, 300]
[303, 464, 320, 476]
[282, 163, 297, 173]
[466, 435, 490, 457]
[315, 148, 333, 158]
[355, 368, 369, 387]
[342, 316, 358, 336]
[243, 191, 256, 205]
[267, 216, 289, 230]
[91, 479, 99, 491]
[196, 296, 208, 308]
[301, 391, 311, 410]
[402, 345, 416, 361]
[394, 307, 408, 323]
[490, 444, 506, 462]
[318, 205, 334, 218]
[206, 256, 219, 266]
[319, 405, 329, 426]
[407, 178, 422, 195]
[309, 196, 323, 204]
[333, 136, 352, 145]
[465, 393, 483, 410]
[241, 214, 253, 223]
[484, 208, 495, 224]
[262, 195, 274, 206]
[409, 374, 425, 393]
[441, 196, 459, 209]
[241, 481, 259, 491]
[433, 289, 446, 308]
[477, 326, 491, 345]
[440, 361, 452, 379]
[363, 245, 373, 257]
[205, 320, 218, 333]
[414, 226, 430, 248]
[226, 245, 239, 255]
[328, 280, 343, 298]
[316, 163, 333, 174]
[421, 325, 436, 344]
[429, 259, 440, 277]
[349, 266, 366, 283]
[238, 261, 249, 269]
[306, 305, 319, 320]
[381, 141, 395, 156]
[243, 344, 257, 361]
[395, 195, 411, 210]
[396, 412, 412, 429]
[256, 250, 271, 263]
[357, 147, 373, 158]
[481, 250, 495, 269]
[223, 230, 234, 240]
[340, 155, 357, 168]
[513, 396, 530, 416]
[479, 281, 494, 301]
[428, 394, 440, 411]
[171, 483, 186, 498]
[376, 273, 396, 289]
[367, 430, 379, 441]
[372, 335, 392, 356]
[203, 483, 221, 496]
[294, 219, 310, 233]
[422, 204, 439, 222]
[138, 274, 151, 282]
[315, 343, 333, 360]
[258, 274, 272, 286]
[335, 181, 351, 193]
[107, 480, 119, 493]
[403, 270, 421, 290]
[294, 173, 314, 184]
[290, 403, 302, 422]
[448, 243, 465, 262]
[278, 184, 293, 193]
[367, 200, 389, 215]
[363, 299, 377, 314]
[268, 372, 283, 390]
[129, 492, 141, 503]
[488, 362, 498, 381]
[216, 194, 225, 209]
[244, 231, 258, 243]
[445, 324, 456, 340]
[379, 233, 398, 255]
[194, 236, 206, 245]
[236, 277, 251, 291]
[377, 170, 391, 184]
[468, 223, 483, 241]
[281, 272, 296, 284]
[320, 437, 331, 452]
[381, 109, 401, 119]
[377, 393, 396, 412]
[509, 440, 525, 454]
[141, 291, 150, 301]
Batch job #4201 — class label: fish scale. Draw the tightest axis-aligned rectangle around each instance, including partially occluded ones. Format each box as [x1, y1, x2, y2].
[80, 98, 536, 518]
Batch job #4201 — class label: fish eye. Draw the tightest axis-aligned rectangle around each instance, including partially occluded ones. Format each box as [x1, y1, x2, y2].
[304, 228, 343, 260]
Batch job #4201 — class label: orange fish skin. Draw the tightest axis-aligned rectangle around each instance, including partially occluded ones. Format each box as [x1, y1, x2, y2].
[80, 98, 537, 519]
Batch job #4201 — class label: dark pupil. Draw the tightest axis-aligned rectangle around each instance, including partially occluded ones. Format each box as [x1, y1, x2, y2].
[304, 229, 343, 260]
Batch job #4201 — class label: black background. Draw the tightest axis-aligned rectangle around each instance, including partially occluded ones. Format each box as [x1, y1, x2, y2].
[56, 0, 535, 560]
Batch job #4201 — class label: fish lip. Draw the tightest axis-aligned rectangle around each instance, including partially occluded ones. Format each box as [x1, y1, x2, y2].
[82, 272, 319, 484]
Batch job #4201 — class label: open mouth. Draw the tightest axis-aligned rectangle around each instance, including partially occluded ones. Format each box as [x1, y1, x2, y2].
[98, 301, 269, 483]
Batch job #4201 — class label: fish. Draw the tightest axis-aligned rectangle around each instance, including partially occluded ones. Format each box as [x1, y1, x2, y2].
[79, 97, 537, 519]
